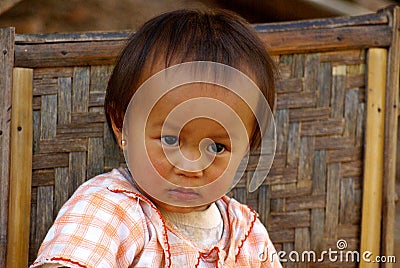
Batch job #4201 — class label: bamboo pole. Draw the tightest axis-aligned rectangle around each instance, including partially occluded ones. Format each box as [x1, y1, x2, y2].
[6, 68, 33, 268]
[360, 48, 387, 268]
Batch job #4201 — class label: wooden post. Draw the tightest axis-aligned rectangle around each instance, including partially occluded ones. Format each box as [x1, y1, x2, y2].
[6, 68, 33, 268]
[360, 48, 387, 268]
[381, 6, 400, 268]
[0, 27, 14, 268]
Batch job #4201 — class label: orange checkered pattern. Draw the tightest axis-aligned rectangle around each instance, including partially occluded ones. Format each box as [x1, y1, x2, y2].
[31, 169, 281, 268]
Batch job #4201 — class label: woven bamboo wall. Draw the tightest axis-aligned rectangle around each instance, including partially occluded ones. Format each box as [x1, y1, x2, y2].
[29, 65, 122, 259]
[0, 7, 398, 268]
[268, 51, 365, 268]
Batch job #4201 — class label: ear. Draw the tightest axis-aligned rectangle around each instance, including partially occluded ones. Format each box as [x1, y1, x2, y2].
[111, 120, 124, 150]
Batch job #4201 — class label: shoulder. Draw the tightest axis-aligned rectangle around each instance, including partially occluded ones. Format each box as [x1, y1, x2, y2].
[217, 195, 269, 244]
[60, 168, 141, 213]
[32, 169, 154, 267]
[217, 195, 259, 224]
[53, 168, 154, 233]
[69, 168, 136, 197]
[217, 196, 281, 267]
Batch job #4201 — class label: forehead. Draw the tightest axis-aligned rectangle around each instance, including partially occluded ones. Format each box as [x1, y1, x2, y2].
[139, 54, 260, 98]
[152, 83, 251, 114]
[145, 83, 256, 137]
[126, 60, 263, 135]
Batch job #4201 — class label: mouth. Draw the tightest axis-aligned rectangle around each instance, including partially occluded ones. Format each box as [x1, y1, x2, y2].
[167, 188, 201, 201]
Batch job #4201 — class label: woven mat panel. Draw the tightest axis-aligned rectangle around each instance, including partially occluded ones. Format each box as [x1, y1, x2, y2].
[227, 50, 365, 267]
[29, 50, 366, 266]
[29, 65, 123, 261]
[271, 50, 364, 267]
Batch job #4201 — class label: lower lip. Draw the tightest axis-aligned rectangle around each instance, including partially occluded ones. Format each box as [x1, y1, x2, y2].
[167, 189, 201, 201]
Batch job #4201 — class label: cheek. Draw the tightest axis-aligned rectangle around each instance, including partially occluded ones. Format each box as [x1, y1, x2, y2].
[145, 141, 172, 176]
[213, 153, 245, 179]
[204, 157, 231, 182]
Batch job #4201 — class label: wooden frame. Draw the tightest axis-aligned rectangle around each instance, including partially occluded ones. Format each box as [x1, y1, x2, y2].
[0, 27, 14, 268]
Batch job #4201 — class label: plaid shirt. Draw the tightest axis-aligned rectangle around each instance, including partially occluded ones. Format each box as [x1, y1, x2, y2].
[31, 168, 282, 268]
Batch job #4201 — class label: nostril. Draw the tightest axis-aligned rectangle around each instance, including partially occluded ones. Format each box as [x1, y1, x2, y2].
[173, 157, 204, 177]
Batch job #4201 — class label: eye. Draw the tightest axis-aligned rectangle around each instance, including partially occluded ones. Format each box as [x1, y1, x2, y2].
[161, 135, 179, 147]
[206, 142, 226, 154]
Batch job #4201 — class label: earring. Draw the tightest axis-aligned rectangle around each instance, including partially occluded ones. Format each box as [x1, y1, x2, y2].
[121, 139, 127, 146]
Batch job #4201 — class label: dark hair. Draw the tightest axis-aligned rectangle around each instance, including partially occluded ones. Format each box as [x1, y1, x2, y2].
[105, 8, 276, 149]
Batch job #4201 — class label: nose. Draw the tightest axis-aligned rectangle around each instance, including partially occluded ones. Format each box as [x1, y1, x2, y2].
[174, 166, 203, 178]
[173, 146, 204, 178]
[180, 144, 201, 161]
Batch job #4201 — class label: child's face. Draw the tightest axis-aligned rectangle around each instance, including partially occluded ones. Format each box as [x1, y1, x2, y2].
[123, 83, 255, 213]
[111, 61, 277, 212]
[116, 59, 276, 213]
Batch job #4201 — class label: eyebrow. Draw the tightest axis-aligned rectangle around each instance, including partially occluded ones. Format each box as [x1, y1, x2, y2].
[151, 121, 233, 140]
[149, 120, 181, 131]
[165, 121, 183, 130]
[208, 133, 230, 139]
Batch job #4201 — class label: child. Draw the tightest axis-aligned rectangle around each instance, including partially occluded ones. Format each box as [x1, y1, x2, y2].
[32, 9, 281, 268]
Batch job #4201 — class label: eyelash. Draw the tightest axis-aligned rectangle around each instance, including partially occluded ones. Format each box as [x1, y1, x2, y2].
[160, 135, 179, 147]
[206, 143, 226, 154]
[160, 135, 226, 155]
